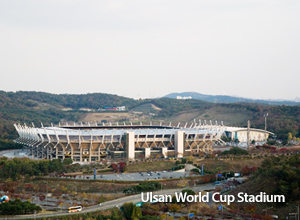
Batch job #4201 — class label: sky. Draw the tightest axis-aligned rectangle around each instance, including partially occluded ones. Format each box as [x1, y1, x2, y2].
[0, 0, 300, 100]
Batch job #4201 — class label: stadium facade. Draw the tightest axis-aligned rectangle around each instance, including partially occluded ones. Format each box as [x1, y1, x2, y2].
[14, 122, 225, 161]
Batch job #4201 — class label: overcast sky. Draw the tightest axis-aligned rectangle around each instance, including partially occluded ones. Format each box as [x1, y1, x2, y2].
[0, 0, 299, 100]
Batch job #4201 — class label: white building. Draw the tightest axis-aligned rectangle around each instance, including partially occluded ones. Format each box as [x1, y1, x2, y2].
[176, 96, 192, 100]
[224, 127, 274, 143]
[117, 106, 126, 111]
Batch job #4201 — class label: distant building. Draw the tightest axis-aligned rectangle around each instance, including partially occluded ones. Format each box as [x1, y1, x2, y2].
[98, 106, 126, 111]
[61, 108, 73, 111]
[176, 96, 192, 100]
[79, 108, 94, 112]
[117, 106, 126, 111]
[224, 127, 274, 143]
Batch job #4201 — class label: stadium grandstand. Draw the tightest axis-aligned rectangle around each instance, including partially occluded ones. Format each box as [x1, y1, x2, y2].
[13, 121, 225, 161]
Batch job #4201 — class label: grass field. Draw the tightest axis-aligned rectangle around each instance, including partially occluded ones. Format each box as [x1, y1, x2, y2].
[125, 157, 263, 173]
[167, 105, 252, 125]
[33, 178, 138, 193]
[126, 160, 176, 172]
[195, 158, 264, 172]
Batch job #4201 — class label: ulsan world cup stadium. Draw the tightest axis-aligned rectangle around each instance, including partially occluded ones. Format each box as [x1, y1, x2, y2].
[13, 121, 228, 162]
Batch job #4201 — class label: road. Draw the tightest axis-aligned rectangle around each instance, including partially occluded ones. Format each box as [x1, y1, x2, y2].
[0, 183, 216, 219]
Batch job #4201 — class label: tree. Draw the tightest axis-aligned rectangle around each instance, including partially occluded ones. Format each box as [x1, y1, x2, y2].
[169, 204, 180, 215]
[119, 162, 126, 172]
[179, 189, 196, 204]
[131, 206, 142, 220]
[111, 164, 118, 172]
[287, 132, 293, 141]
[59, 202, 64, 211]
[123, 202, 134, 220]
[221, 147, 249, 156]
[186, 156, 195, 162]
[221, 136, 231, 142]
[39, 195, 45, 203]
[241, 166, 258, 175]
[243, 204, 256, 214]
[49, 159, 63, 173]
[61, 186, 67, 193]
[0, 200, 41, 215]
[63, 158, 73, 165]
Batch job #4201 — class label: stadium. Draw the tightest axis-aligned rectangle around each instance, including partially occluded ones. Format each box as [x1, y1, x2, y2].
[13, 122, 225, 162]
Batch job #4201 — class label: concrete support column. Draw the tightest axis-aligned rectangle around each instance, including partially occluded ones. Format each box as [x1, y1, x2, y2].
[62, 147, 65, 160]
[46, 146, 49, 159]
[144, 147, 151, 158]
[161, 147, 168, 158]
[80, 148, 82, 162]
[126, 132, 135, 160]
[98, 146, 101, 161]
[71, 145, 74, 161]
[31, 147, 34, 159]
[89, 146, 92, 162]
[41, 147, 44, 159]
[175, 131, 184, 158]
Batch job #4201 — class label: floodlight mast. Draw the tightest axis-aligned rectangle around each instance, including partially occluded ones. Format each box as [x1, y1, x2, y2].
[263, 113, 269, 142]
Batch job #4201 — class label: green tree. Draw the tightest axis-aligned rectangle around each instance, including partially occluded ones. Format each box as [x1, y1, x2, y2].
[63, 158, 73, 165]
[49, 159, 63, 173]
[123, 202, 134, 220]
[0, 200, 41, 215]
[131, 206, 142, 220]
[221, 147, 249, 156]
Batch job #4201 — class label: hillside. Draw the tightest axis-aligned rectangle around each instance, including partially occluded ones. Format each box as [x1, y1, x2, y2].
[229, 155, 300, 218]
[164, 92, 300, 106]
[166, 106, 253, 125]
[151, 99, 300, 139]
[0, 91, 138, 139]
[0, 91, 300, 143]
[232, 155, 300, 202]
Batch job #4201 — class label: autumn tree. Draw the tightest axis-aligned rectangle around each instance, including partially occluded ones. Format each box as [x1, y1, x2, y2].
[287, 132, 293, 141]
[243, 204, 257, 214]
[119, 162, 126, 172]
[169, 203, 180, 215]
[111, 163, 119, 172]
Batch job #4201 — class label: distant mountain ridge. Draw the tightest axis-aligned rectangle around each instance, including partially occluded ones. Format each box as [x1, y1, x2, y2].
[164, 92, 300, 106]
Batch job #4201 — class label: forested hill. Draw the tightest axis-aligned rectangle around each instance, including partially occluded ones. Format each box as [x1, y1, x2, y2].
[0, 91, 137, 140]
[228, 155, 300, 219]
[0, 91, 300, 142]
[0, 91, 137, 109]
